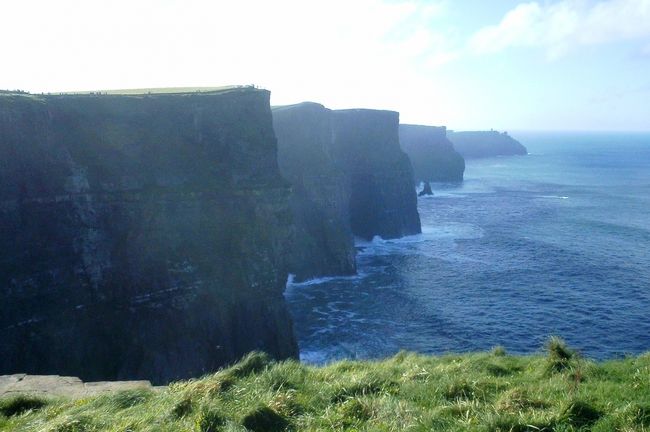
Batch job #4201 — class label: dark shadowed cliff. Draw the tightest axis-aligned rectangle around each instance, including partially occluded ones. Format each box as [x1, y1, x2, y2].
[399, 124, 465, 183]
[0, 88, 298, 384]
[272, 103, 356, 282]
[329, 109, 421, 240]
[448, 130, 527, 158]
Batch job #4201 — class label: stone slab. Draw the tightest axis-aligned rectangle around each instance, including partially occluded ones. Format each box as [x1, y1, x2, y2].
[0, 374, 154, 399]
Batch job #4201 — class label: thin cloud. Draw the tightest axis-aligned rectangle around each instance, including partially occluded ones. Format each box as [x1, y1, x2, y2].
[469, 0, 650, 59]
[643, 43, 650, 56]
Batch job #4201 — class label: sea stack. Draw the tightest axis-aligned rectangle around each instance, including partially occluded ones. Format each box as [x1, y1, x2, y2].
[0, 88, 298, 384]
[418, 182, 434, 196]
[399, 124, 465, 183]
[329, 109, 421, 240]
[272, 102, 356, 282]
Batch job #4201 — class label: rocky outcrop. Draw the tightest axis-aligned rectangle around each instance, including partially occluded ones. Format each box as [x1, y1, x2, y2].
[448, 130, 527, 158]
[272, 103, 356, 282]
[0, 374, 156, 399]
[418, 182, 433, 196]
[399, 124, 465, 183]
[0, 89, 298, 384]
[329, 109, 421, 240]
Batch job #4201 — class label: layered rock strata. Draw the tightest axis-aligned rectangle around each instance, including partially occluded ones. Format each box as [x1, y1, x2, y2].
[0, 89, 298, 384]
[399, 124, 465, 183]
[329, 109, 421, 240]
[272, 103, 356, 281]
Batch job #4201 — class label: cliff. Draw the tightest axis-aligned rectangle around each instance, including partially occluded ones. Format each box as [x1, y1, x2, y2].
[399, 124, 465, 183]
[329, 109, 421, 240]
[448, 130, 527, 158]
[272, 103, 356, 281]
[0, 88, 298, 384]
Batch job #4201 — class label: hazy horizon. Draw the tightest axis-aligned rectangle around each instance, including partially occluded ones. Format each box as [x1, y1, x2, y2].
[2, 0, 649, 132]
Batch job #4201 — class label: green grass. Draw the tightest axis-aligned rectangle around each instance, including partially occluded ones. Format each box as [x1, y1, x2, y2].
[1, 86, 254, 98]
[55, 86, 250, 96]
[0, 396, 48, 417]
[1, 341, 648, 431]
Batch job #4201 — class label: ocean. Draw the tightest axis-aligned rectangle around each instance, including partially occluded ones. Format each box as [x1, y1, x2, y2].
[285, 132, 650, 363]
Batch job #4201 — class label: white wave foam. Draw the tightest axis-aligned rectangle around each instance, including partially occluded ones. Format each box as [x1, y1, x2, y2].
[538, 195, 569, 200]
[353, 223, 484, 258]
[421, 223, 484, 240]
[286, 272, 367, 288]
[355, 234, 426, 256]
[434, 179, 495, 195]
[426, 191, 467, 198]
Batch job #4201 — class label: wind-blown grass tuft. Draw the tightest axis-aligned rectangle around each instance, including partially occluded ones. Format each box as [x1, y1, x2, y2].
[101, 389, 154, 410]
[559, 399, 602, 428]
[195, 406, 225, 432]
[241, 405, 288, 432]
[631, 403, 650, 427]
[545, 335, 576, 373]
[229, 351, 272, 378]
[0, 396, 48, 417]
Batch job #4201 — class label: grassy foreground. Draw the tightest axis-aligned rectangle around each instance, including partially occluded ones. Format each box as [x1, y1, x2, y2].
[1, 339, 648, 431]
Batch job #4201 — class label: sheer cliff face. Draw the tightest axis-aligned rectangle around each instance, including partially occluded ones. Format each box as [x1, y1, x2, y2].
[0, 89, 298, 384]
[330, 109, 421, 240]
[272, 103, 356, 282]
[399, 125, 465, 183]
[448, 131, 527, 159]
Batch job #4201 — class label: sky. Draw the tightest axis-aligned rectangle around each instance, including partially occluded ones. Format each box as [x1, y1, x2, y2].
[1, 0, 649, 131]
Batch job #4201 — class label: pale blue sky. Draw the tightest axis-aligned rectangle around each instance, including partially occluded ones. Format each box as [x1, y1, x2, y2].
[2, 0, 649, 131]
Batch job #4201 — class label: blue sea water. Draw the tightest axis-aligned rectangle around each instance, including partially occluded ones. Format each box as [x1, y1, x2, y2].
[285, 132, 650, 363]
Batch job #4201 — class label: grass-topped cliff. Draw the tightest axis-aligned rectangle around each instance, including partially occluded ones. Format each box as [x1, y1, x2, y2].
[2, 339, 648, 431]
[0, 88, 297, 384]
[46, 86, 250, 95]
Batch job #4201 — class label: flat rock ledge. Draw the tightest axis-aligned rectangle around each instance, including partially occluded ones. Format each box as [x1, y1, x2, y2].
[0, 374, 160, 399]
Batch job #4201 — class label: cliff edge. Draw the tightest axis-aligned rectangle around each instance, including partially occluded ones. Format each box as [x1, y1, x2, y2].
[400, 124, 465, 183]
[0, 89, 298, 384]
[272, 103, 356, 282]
[330, 109, 421, 240]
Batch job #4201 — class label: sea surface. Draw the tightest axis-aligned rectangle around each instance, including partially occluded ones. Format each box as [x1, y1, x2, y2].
[285, 132, 650, 363]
